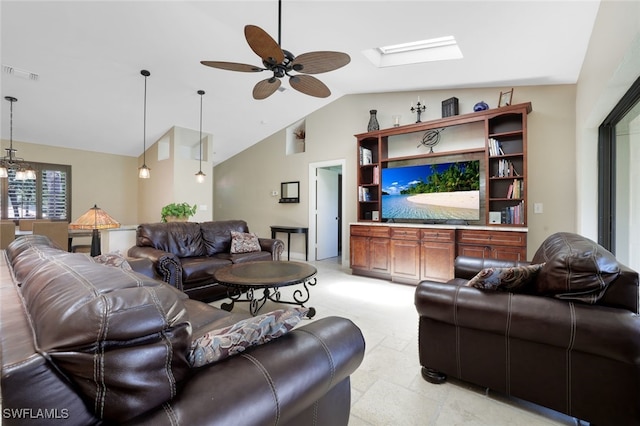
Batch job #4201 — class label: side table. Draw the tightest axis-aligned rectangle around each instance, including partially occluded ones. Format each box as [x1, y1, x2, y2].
[270, 225, 308, 261]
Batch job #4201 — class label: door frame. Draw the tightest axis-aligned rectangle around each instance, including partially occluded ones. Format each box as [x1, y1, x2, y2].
[308, 159, 346, 262]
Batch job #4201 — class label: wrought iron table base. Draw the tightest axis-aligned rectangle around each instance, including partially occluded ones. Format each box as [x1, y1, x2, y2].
[221, 277, 317, 318]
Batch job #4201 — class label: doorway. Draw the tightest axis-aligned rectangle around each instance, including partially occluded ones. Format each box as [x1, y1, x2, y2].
[309, 160, 345, 262]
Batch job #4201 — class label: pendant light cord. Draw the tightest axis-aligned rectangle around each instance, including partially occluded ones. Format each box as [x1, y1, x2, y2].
[199, 91, 203, 170]
[143, 73, 147, 164]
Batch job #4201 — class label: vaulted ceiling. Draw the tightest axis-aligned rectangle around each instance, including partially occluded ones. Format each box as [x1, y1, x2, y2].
[1, 1, 600, 165]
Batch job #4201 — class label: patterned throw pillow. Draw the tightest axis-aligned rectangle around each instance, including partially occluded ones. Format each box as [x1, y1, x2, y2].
[466, 263, 544, 292]
[92, 251, 133, 270]
[230, 230, 261, 254]
[188, 307, 309, 368]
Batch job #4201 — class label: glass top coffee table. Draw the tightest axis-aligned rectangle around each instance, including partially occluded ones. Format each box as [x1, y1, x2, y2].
[214, 261, 317, 317]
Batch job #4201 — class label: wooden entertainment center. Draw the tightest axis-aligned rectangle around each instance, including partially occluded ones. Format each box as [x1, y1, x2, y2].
[350, 102, 532, 284]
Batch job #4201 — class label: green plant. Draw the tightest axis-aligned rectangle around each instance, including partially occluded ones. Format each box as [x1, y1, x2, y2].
[160, 202, 197, 222]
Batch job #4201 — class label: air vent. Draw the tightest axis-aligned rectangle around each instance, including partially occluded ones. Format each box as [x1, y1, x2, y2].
[3, 65, 39, 81]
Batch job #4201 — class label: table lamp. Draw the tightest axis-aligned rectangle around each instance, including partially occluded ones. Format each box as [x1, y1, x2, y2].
[69, 204, 120, 256]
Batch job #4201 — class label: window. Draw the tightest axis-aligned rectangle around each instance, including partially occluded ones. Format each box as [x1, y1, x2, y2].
[0, 162, 71, 221]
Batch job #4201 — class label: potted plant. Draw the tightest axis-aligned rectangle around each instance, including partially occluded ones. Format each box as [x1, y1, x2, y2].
[161, 202, 197, 223]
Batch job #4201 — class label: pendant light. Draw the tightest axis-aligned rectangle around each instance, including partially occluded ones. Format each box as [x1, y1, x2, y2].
[195, 89, 206, 183]
[0, 96, 36, 180]
[138, 70, 151, 179]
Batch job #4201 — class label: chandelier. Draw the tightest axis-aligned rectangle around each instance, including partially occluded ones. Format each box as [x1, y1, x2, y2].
[0, 96, 36, 180]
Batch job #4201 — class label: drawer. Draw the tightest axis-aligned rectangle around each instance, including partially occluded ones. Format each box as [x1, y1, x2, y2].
[456, 230, 526, 247]
[391, 228, 420, 240]
[351, 225, 390, 238]
[420, 229, 455, 242]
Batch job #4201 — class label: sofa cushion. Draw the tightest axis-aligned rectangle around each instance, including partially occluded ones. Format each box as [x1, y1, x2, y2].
[216, 250, 273, 264]
[466, 263, 544, 292]
[200, 220, 249, 256]
[15, 244, 191, 423]
[137, 222, 206, 258]
[531, 232, 621, 303]
[181, 255, 231, 282]
[188, 308, 308, 368]
[230, 231, 261, 254]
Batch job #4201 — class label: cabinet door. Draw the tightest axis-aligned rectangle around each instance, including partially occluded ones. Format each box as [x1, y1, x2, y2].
[370, 237, 390, 273]
[491, 246, 526, 261]
[391, 239, 420, 281]
[350, 235, 370, 270]
[421, 241, 455, 282]
[457, 244, 491, 259]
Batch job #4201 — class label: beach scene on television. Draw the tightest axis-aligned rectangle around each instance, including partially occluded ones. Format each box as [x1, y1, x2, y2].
[381, 160, 480, 221]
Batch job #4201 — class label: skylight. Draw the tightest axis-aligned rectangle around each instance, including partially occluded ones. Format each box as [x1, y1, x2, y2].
[363, 36, 463, 68]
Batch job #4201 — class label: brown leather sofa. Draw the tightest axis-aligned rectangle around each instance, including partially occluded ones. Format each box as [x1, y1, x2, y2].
[128, 220, 284, 302]
[1, 235, 365, 425]
[415, 232, 640, 425]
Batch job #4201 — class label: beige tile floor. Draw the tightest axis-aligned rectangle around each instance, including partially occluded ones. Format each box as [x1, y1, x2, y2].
[212, 258, 585, 426]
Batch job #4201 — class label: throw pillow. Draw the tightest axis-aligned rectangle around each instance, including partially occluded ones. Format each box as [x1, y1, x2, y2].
[230, 230, 261, 254]
[466, 263, 544, 292]
[188, 307, 309, 368]
[92, 251, 133, 270]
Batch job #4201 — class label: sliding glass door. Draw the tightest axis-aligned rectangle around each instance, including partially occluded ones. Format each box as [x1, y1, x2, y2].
[599, 76, 640, 270]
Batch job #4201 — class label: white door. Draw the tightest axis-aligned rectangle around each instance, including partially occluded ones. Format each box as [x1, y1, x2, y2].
[316, 168, 339, 260]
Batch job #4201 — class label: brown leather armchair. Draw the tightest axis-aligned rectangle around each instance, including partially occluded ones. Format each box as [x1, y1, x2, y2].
[415, 232, 640, 425]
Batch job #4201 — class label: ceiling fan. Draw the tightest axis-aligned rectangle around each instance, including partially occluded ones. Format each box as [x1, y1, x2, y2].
[201, 0, 350, 100]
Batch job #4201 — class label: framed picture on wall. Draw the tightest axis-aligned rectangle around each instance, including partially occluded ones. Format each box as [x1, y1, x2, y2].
[499, 88, 514, 107]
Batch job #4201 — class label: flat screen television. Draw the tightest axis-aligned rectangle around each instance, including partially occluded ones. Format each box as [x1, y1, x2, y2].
[381, 160, 480, 222]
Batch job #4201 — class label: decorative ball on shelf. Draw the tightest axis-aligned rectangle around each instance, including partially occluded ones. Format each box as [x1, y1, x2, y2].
[473, 101, 489, 112]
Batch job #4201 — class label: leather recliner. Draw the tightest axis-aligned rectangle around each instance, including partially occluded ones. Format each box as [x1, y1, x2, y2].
[415, 232, 640, 425]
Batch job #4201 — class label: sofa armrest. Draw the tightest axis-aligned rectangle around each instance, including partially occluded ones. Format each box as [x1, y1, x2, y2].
[128, 246, 183, 290]
[258, 237, 285, 260]
[454, 256, 532, 280]
[415, 281, 640, 363]
[123, 316, 365, 425]
[127, 257, 161, 280]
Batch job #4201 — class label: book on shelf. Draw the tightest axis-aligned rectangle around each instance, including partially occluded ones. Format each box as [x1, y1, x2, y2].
[358, 186, 371, 202]
[359, 147, 373, 165]
[489, 138, 505, 156]
[506, 179, 523, 199]
[497, 159, 520, 177]
[500, 201, 525, 224]
[372, 166, 379, 184]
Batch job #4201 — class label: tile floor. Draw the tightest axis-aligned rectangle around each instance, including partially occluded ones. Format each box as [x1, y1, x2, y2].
[212, 258, 584, 426]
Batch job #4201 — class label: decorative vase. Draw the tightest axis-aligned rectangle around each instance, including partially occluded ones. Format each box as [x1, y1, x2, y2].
[367, 110, 380, 132]
[473, 101, 489, 112]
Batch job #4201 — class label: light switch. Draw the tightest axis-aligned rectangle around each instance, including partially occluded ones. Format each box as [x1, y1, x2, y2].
[534, 203, 543, 214]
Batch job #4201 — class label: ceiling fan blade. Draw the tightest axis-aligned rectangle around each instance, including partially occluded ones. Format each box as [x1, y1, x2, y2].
[200, 61, 264, 72]
[291, 51, 351, 74]
[289, 75, 331, 98]
[245, 25, 285, 65]
[253, 77, 281, 100]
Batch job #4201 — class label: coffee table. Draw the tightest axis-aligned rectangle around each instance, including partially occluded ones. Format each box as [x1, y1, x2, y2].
[214, 261, 317, 317]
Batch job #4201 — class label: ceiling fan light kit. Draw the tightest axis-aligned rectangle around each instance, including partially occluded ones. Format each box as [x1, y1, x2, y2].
[201, 0, 350, 99]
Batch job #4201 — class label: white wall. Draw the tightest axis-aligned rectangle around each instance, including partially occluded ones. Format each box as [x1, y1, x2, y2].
[575, 0, 640, 239]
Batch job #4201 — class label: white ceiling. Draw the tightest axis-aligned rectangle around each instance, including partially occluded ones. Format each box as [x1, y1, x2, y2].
[1, 1, 600, 165]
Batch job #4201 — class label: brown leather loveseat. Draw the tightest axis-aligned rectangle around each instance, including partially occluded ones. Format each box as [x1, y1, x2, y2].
[415, 232, 640, 425]
[1, 235, 365, 425]
[128, 220, 284, 302]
